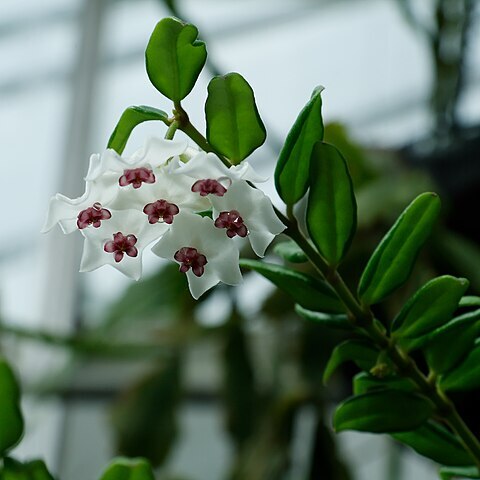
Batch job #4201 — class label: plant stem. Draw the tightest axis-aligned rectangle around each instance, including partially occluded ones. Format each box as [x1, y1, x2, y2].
[285, 218, 480, 470]
[0, 323, 171, 358]
[165, 119, 179, 140]
[173, 102, 230, 164]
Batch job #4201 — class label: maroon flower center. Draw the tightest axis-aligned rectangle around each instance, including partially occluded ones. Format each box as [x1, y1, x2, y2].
[77, 202, 111, 229]
[214, 210, 248, 238]
[174, 247, 208, 277]
[119, 167, 155, 189]
[104, 232, 138, 263]
[143, 199, 179, 224]
[191, 179, 227, 197]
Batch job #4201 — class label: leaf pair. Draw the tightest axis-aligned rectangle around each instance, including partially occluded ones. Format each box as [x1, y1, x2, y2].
[275, 89, 357, 266]
[146, 18, 266, 163]
[110, 18, 266, 165]
[334, 382, 474, 467]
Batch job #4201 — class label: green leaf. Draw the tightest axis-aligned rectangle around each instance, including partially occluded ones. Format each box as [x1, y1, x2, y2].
[98, 458, 155, 480]
[460, 296, 480, 308]
[0, 458, 55, 480]
[439, 466, 480, 480]
[323, 340, 378, 384]
[239, 259, 344, 313]
[107, 106, 169, 155]
[353, 372, 415, 395]
[274, 86, 324, 205]
[440, 339, 480, 391]
[333, 390, 433, 433]
[358, 192, 441, 305]
[392, 276, 468, 339]
[294, 305, 350, 330]
[306, 142, 357, 266]
[424, 309, 480, 373]
[392, 422, 474, 467]
[205, 73, 266, 164]
[145, 17, 207, 102]
[0, 358, 24, 456]
[274, 241, 308, 263]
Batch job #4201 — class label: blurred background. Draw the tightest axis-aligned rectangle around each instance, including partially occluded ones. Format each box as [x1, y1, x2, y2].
[1, 0, 480, 479]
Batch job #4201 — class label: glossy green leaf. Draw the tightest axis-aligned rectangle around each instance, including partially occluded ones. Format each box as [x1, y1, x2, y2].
[98, 458, 155, 480]
[353, 372, 415, 395]
[274, 86, 324, 205]
[323, 340, 378, 384]
[205, 73, 266, 164]
[306, 142, 357, 266]
[240, 259, 344, 313]
[0, 458, 55, 480]
[424, 309, 480, 373]
[392, 276, 468, 339]
[0, 358, 24, 456]
[459, 296, 480, 308]
[439, 466, 480, 479]
[107, 106, 169, 155]
[358, 192, 441, 305]
[440, 339, 480, 391]
[274, 240, 308, 263]
[145, 17, 207, 101]
[333, 390, 433, 433]
[392, 422, 473, 467]
[294, 305, 350, 329]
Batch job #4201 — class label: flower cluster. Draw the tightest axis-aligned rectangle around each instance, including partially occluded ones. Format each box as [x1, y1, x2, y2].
[43, 138, 285, 298]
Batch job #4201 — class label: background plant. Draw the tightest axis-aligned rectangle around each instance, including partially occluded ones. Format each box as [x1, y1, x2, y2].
[2, 11, 480, 480]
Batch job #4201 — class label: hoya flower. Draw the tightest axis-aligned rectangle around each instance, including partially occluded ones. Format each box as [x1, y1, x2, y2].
[151, 212, 242, 299]
[86, 137, 189, 182]
[209, 180, 285, 257]
[41, 154, 119, 234]
[80, 209, 167, 280]
[110, 164, 209, 221]
[170, 151, 266, 198]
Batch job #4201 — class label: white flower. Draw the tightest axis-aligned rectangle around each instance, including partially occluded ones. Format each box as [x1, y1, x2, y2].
[170, 151, 267, 197]
[209, 180, 285, 256]
[80, 209, 167, 280]
[110, 164, 209, 219]
[41, 155, 118, 234]
[86, 137, 189, 181]
[151, 212, 242, 299]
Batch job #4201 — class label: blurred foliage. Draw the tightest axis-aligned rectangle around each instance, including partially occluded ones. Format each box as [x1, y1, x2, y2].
[4, 118, 480, 478]
[110, 355, 182, 466]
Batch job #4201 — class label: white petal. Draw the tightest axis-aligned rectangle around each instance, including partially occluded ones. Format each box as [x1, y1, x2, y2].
[171, 152, 230, 179]
[152, 212, 242, 298]
[42, 174, 119, 234]
[229, 162, 268, 183]
[80, 209, 167, 280]
[137, 137, 189, 168]
[210, 181, 285, 256]
[186, 269, 220, 300]
[85, 149, 125, 180]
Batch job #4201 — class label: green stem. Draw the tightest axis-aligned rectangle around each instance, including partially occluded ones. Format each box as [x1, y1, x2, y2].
[173, 102, 230, 165]
[165, 119, 179, 140]
[284, 215, 480, 470]
[0, 323, 171, 358]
